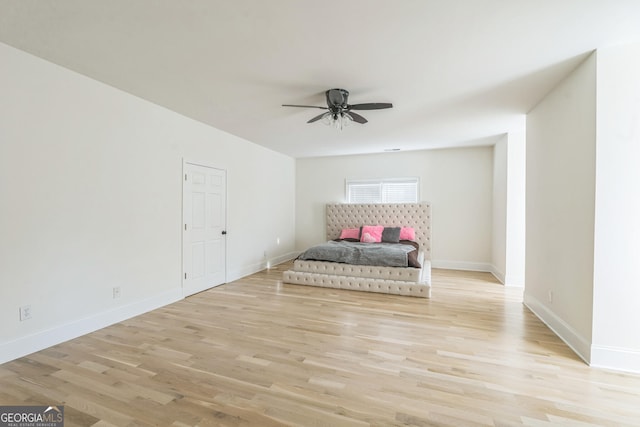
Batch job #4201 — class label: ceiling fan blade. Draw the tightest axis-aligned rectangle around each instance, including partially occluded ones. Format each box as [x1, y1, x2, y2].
[307, 112, 330, 123]
[348, 103, 393, 110]
[347, 111, 368, 124]
[282, 104, 328, 110]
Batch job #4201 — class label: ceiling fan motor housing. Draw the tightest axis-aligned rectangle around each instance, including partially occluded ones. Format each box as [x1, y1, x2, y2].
[326, 88, 349, 111]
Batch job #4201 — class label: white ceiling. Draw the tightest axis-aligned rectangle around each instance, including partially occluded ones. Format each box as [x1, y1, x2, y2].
[2, 1, 640, 158]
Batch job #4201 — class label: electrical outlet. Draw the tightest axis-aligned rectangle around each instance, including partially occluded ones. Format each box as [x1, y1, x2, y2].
[113, 286, 121, 299]
[547, 290, 553, 303]
[19, 305, 32, 321]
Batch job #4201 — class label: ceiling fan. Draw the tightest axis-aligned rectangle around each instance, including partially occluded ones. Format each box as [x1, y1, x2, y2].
[282, 88, 392, 128]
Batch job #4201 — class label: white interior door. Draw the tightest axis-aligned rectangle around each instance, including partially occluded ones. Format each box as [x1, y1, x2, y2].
[183, 163, 226, 296]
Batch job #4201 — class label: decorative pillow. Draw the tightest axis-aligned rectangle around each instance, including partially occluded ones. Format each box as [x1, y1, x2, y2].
[360, 225, 384, 243]
[399, 227, 416, 241]
[381, 227, 401, 243]
[339, 228, 361, 240]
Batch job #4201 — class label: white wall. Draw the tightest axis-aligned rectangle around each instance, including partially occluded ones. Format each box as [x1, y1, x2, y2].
[592, 43, 640, 372]
[526, 46, 640, 373]
[491, 126, 526, 287]
[525, 53, 597, 362]
[504, 126, 526, 286]
[0, 43, 296, 363]
[492, 135, 508, 282]
[296, 146, 495, 270]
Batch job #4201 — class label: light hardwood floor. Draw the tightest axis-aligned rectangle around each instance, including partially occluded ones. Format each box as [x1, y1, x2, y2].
[1, 262, 639, 426]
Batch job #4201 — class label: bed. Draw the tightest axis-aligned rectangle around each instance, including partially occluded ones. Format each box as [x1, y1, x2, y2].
[283, 202, 431, 298]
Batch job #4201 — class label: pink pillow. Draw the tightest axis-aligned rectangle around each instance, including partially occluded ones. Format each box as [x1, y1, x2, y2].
[399, 227, 416, 241]
[360, 225, 384, 243]
[339, 228, 360, 240]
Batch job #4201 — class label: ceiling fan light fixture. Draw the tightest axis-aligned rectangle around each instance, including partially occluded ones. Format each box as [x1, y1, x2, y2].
[330, 112, 352, 131]
[333, 114, 343, 130]
[322, 112, 348, 130]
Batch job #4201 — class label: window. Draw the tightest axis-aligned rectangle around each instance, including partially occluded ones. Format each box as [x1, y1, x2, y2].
[346, 178, 419, 203]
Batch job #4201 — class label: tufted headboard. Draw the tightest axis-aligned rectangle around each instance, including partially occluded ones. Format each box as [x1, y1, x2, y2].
[326, 203, 431, 260]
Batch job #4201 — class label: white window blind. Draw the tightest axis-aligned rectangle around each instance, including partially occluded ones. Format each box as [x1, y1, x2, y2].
[346, 178, 419, 203]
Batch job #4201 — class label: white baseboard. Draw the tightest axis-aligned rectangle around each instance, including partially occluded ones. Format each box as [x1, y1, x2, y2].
[496, 266, 525, 287]
[432, 262, 524, 287]
[489, 265, 506, 284]
[269, 251, 300, 268]
[525, 294, 640, 373]
[227, 251, 299, 282]
[0, 288, 183, 365]
[503, 274, 525, 287]
[590, 345, 640, 374]
[227, 262, 265, 283]
[523, 293, 591, 364]
[431, 260, 493, 272]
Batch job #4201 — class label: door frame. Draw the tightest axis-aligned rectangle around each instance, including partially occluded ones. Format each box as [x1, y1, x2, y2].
[182, 159, 228, 296]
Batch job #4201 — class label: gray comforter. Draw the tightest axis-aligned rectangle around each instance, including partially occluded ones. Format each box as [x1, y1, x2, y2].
[297, 240, 417, 267]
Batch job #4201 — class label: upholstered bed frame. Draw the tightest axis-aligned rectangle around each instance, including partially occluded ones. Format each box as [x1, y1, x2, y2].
[283, 203, 432, 298]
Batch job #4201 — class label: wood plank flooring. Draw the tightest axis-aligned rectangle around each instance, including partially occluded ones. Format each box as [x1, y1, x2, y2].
[1, 262, 639, 426]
